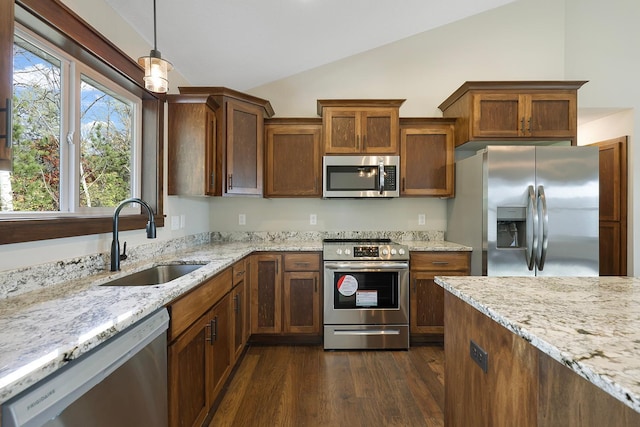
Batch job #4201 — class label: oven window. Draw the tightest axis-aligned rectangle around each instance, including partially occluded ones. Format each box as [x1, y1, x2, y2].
[326, 165, 379, 191]
[332, 271, 398, 309]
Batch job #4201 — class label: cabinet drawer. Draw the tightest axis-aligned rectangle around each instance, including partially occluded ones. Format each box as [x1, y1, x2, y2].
[410, 252, 470, 272]
[168, 268, 232, 341]
[284, 253, 320, 271]
[232, 258, 247, 286]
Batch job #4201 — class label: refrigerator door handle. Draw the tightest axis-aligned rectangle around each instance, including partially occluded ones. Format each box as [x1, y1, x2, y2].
[536, 185, 549, 270]
[526, 185, 538, 271]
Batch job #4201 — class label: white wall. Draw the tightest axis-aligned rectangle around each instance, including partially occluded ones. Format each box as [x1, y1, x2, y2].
[564, 0, 638, 275]
[226, 0, 566, 234]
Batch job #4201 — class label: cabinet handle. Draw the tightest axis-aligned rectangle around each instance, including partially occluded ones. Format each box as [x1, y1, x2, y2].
[0, 98, 11, 148]
[228, 174, 233, 190]
[432, 261, 449, 265]
[210, 172, 215, 188]
[295, 262, 310, 267]
[520, 117, 525, 135]
[211, 317, 218, 343]
[527, 117, 532, 133]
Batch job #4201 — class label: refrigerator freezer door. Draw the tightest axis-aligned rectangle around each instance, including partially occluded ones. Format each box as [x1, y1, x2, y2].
[485, 146, 537, 276]
[535, 146, 599, 276]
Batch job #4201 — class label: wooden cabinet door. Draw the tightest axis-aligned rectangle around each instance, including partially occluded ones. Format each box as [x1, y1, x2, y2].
[362, 109, 398, 154]
[472, 93, 522, 138]
[209, 295, 232, 401]
[250, 254, 282, 334]
[226, 100, 263, 195]
[400, 122, 454, 197]
[168, 313, 211, 427]
[231, 280, 247, 361]
[0, 1, 13, 170]
[527, 92, 576, 138]
[410, 252, 470, 341]
[265, 122, 321, 197]
[323, 108, 359, 153]
[167, 96, 219, 196]
[283, 271, 320, 334]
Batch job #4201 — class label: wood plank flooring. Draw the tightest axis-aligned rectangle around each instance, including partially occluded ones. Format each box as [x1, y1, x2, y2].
[209, 345, 445, 426]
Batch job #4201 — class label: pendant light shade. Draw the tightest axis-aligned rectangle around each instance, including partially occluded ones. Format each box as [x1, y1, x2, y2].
[138, 0, 172, 93]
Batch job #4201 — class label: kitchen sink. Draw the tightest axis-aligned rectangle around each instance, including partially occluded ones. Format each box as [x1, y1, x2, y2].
[100, 263, 205, 286]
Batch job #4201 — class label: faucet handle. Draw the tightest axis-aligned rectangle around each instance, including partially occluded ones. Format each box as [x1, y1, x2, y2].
[120, 241, 128, 261]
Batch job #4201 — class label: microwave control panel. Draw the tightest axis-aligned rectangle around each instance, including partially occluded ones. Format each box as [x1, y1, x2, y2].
[384, 166, 397, 190]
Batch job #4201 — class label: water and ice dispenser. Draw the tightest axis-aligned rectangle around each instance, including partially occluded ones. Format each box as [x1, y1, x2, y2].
[496, 207, 526, 248]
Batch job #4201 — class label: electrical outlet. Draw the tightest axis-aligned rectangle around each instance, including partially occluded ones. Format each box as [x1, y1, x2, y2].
[170, 215, 180, 230]
[470, 340, 488, 373]
[418, 213, 426, 225]
[238, 213, 246, 225]
[310, 214, 317, 225]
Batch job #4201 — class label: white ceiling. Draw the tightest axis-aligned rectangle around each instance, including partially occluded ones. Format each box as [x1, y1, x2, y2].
[105, 0, 516, 91]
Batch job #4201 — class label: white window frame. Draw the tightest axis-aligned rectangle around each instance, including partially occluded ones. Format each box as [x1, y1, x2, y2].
[4, 24, 142, 218]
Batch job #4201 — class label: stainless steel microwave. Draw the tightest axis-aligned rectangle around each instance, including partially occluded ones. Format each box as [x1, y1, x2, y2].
[322, 155, 400, 198]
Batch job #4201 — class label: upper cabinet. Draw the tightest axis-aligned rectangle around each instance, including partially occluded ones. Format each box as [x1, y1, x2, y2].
[264, 118, 322, 198]
[167, 94, 219, 196]
[0, 1, 13, 170]
[177, 87, 274, 196]
[317, 99, 404, 155]
[400, 118, 455, 197]
[438, 81, 587, 147]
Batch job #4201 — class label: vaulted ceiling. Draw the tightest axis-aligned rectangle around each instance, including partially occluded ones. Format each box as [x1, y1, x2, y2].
[105, 0, 517, 91]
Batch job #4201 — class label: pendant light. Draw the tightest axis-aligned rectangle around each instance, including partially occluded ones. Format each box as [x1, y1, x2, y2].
[138, 0, 173, 93]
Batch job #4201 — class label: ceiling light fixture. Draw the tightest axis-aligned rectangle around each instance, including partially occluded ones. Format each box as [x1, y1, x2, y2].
[138, 0, 172, 93]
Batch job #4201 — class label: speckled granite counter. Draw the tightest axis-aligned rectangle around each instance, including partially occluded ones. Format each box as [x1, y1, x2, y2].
[0, 232, 468, 405]
[435, 276, 640, 413]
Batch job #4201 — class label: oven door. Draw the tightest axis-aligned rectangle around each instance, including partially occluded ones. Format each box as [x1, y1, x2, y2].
[323, 261, 409, 325]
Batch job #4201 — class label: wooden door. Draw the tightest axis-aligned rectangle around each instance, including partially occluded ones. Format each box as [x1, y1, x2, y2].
[323, 108, 359, 153]
[590, 137, 628, 276]
[226, 100, 263, 195]
[209, 295, 232, 401]
[0, 1, 13, 170]
[283, 271, 320, 334]
[168, 313, 210, 427]
[527, 92, 576, 139]
[362, 109, 398, 154]
[400, 122, 454, 196]
[231, 280, 246, 361]
[250, 254, 282, 333]
[265, 122, 321, 197]
[472, 93, 522, 138]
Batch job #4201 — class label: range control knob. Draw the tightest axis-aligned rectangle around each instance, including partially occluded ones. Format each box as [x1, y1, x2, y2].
[382, 248, 389, 256]
[398, 248, 406, 255]
[391, 248, 397, 255]
[344, 249, 351, 255]
[336, 249, 343, 255]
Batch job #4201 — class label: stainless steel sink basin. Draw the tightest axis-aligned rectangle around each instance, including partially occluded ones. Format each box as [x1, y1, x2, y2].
[100, 264, 205, 286]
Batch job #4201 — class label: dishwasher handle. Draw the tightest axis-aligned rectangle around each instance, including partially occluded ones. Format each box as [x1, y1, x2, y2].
[2, 308, 169, 427]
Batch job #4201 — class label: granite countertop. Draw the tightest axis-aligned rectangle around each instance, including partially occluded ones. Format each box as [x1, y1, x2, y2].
[434, 276, 640, 413]
[0, 235, 469, 404]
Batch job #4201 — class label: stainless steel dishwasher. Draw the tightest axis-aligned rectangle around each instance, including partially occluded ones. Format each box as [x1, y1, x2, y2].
[2, 308, 169, 427]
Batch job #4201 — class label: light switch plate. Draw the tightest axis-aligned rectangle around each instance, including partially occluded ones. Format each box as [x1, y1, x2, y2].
[170, 215, 180, 230]
[310, 214, 317, 225]
[238, 214, 246, 225]
[418, 213, 426, 225]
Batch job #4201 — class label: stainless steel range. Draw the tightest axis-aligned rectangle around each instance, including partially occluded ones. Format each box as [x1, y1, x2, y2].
[323, 238, 409, 350]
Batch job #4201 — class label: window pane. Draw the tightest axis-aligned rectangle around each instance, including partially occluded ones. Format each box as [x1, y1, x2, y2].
[4, 36, 62, 212]
[79, 76, 133, 208]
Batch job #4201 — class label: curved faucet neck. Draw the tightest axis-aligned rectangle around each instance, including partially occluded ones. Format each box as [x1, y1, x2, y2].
[111, 198, 157, 271]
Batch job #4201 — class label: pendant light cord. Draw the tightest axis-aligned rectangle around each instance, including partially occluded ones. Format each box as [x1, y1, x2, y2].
[153, 0, 158, 51]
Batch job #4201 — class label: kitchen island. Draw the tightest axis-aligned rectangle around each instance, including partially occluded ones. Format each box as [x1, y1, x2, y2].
[435, 276, 640, 426]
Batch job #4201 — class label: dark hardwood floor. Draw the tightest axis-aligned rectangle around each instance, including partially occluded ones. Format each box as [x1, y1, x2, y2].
[209, 345, 445, 426]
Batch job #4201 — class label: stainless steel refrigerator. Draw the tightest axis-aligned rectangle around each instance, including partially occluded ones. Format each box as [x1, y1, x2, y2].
[446, 145, 599, 276]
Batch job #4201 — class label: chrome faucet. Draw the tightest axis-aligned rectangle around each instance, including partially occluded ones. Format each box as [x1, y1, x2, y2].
[111, 197, 157, 271]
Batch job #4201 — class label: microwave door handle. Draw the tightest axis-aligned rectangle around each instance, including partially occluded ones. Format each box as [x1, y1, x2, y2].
[379, 161, 385, 195]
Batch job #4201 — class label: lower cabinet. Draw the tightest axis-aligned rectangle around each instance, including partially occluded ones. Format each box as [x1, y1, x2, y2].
[167, 268, 233, 427]
[409, 251, 470, 344]
[250, 252, 322, 342]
